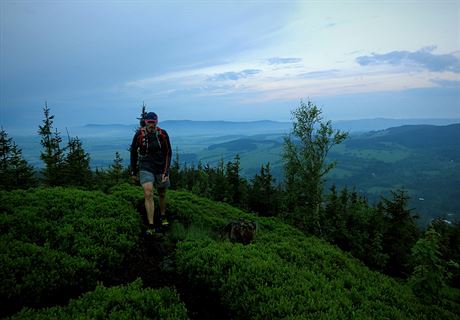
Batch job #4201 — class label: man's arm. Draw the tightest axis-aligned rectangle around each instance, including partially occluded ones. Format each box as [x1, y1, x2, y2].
[130, 131, 139, 176]
[163, 130, 172, 176]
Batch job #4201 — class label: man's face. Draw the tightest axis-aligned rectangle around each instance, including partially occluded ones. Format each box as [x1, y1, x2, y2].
[145, 120, 157, 131]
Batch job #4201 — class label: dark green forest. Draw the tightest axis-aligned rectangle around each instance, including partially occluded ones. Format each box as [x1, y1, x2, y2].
[1, 102, 460, 319]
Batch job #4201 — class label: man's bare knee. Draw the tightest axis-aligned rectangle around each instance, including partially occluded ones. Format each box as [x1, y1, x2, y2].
[158, 188, 166, 198]
[143, 184, 154, 200]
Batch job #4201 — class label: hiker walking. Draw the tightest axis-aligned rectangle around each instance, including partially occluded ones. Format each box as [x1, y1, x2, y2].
[130, 111, 172, 234]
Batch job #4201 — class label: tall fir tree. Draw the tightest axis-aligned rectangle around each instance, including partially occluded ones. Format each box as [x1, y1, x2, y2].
[409, 227, 451, 304]
[378, 189, 420, 277]
[38, 103, 64, 186]
[169, 147, 182, 189]
[0, 128, 36, 190]
[226, 154, 242, 206]
[62, 136, 92, 187]
[107, 151, 125, 184]
[430, 218, 460, 288]
[249, 163, 277, 216]
[210, 157, 229, 202]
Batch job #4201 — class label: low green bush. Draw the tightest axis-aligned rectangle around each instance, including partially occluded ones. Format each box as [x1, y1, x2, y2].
[172, 192, 459, 319]
[108, 183, 144, 208]
[10, 279, 188, 320]
[1, 238, 96, 310]
[167, 190, 255, 233]
[0, 187, 142, 315]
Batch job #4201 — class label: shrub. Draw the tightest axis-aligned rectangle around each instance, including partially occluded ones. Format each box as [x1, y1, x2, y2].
[172, 192, 459, 319]
[0, 187, 142, 316]
[11, 279, 188, 320]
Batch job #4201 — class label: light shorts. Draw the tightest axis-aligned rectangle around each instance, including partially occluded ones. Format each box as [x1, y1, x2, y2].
[139, 170, 171, 189]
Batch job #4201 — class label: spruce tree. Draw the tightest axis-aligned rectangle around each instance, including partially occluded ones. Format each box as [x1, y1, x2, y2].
[210, 158, 229, 202]
[107, 151, 125, 184]
[226, 154, 242, 205]
[379, 189, 420, 277]
[249, 163, 277, 216]
[38, 103, 64, 186]
[193, 161, 210, 196]
[409, 227, 450, 304]
[169, 147, 182, 189]
[62, 136, 92, 187]
[0, 128, 36, 190]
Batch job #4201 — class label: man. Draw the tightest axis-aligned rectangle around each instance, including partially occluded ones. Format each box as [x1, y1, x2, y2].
[130, 112, 172, 234]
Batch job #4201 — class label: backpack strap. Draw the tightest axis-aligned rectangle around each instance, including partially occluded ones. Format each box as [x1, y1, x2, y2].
[137, 127, 148, 152]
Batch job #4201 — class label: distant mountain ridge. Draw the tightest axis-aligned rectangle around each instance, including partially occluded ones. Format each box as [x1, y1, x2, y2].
[347, 123, 460, 150]
[333, 118, 460, 132]
[73, 118, 460, 137]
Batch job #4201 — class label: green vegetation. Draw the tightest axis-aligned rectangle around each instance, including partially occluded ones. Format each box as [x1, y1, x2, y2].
[0, 187, 141, 316]
[1, 183, 459, 319]
[11, 280, 188, 320]
[1, 101, 459, 319]
[0, 128, 36, 190]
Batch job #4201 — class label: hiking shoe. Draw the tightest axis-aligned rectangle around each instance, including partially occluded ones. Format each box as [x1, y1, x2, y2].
[161, 217, 170, 228]
[145, 225, 162, 236]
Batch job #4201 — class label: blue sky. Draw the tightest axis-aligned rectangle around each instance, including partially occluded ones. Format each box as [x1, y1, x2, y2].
[1, 0, 459, 133]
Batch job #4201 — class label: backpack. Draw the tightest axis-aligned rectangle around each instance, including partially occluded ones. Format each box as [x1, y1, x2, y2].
[137, 126, 166, 155]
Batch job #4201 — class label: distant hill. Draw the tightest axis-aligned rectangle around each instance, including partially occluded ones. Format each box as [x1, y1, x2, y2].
[333, 118, 460, 133]
[346, 123, 460, 150]
[72, 120, 292, 137]
[67, 118, 460, 138]
[208, 138, 282, 153]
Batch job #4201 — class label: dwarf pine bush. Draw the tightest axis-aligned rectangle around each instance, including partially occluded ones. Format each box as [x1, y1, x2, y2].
[0, 187, 141, 316]
[171, 191, 459, 319]
[10, 279, 188, 320]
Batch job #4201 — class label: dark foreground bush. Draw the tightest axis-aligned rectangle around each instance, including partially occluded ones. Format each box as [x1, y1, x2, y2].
[0, 187, 142, 316]
[10, 279, 188, 320]
[171, 193, 460, 319]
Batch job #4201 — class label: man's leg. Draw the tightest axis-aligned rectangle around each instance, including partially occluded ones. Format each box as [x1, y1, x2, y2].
[158, 187, 166, 218]
[143, 182, 155, 226]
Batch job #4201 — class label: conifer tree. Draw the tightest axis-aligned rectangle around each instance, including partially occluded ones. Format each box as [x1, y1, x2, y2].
[379, 189, 420, 277]
[210, 157, 229, 202]
[0, 128, 36, 190]
[192, 161, 210, 196]
[323, 185, 348, 245]
[169, 147, 182, 189]
[430, 218, 460, 288]
[409, 227, 451, 304]
[226, 154, 242, 206]
[107, 151, 125, 184]
[62, 136, 92, 187]
[283, 100, 348, 234]
[249, 163, 277, 216]
[38, 103, 64, 186]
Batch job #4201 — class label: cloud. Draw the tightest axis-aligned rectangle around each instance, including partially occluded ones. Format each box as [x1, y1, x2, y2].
[301, 69, 340, 79]
[324, 22, 338, 28]
[208, 69, 262, 81]
[267, 57, 302, 65]
[431, 79, 460, 88]
[356, 47, 460, 73]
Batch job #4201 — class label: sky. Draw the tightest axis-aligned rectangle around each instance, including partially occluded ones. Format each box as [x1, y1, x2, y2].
[1, 0, 460, 133]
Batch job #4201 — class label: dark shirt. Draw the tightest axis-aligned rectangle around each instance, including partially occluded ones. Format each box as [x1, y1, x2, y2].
[130, 127, 172, 175]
